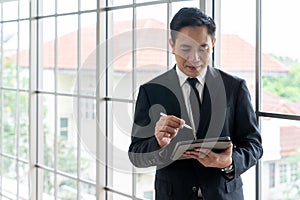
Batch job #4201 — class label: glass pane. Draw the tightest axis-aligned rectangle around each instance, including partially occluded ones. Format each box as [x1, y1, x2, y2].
[220, 0, 256, 106]
[79, 13, 97, 98]
[40, 169, 55, 200]
[136, 4, 168, 87]
[107, 192, 132, 200]
[40, 94, 55, 168]
[19, 163, 29, 200]
[81, 0, 97, 11]
[57, 175, 77, 199]
[40, 17, 55, 92]
[19, 92, 29, 160]
[108, 8, 133, 99]
[2, 22, 18, 89]
[261, 117, 300, 200]
[136, 0, 160, 3]
[57, 0, 78, 14]
[108, 0, 132, 7]
[57, 96, 77, 174]
[262, 0, 300, 114]
[19, 20, 30, 90]
[2, 1, 18, 21]
[80, 13, 96, 64]
[20, 0, 30, 19]
[2, 90, 17, 155]
[80, 148, 96, 182]
[40, 0, 55, 16]
[78, 97, 97, 181]
[136, 172, 155, 200]
[57, 15, 78, 94]
[2, 158, 17, 199]
[171, 0, 199, 16]
[107, 101, 133, 195]
[79, 183, 96, 200]
[220, 1, 257, 199]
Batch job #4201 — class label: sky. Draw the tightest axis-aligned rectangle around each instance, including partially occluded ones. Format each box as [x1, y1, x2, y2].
[221, 0, 300, 61]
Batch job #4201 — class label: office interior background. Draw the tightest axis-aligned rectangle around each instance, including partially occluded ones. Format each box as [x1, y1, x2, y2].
[0, 0, 300, 199]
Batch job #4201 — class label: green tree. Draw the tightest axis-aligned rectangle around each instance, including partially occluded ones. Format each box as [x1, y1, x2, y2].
[2, 58, 92, 198]
[263, 64, 300, 102]
[1, 61, 28, 172]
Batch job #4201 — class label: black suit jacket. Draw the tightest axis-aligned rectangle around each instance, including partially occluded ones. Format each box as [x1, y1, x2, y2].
[128, 66, 263, 200]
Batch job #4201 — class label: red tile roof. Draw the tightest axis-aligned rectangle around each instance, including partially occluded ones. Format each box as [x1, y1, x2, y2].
[15, 19, 169, 72]
[12, 26, 97, 70]
[221, 34, 288, 73]
[16, 19, 287, 74]
[263, 90, 300, 114]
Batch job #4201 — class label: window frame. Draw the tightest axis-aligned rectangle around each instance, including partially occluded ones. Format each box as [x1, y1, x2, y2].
[1, 0, 300, 200]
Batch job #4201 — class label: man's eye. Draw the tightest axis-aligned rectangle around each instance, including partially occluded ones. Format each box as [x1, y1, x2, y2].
[199, 46, 209, 52]
[181, 49, 190, 52]
[199, 48, 205, 52]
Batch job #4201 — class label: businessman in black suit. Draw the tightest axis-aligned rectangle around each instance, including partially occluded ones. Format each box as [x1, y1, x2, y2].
[128, 7, 263, 200]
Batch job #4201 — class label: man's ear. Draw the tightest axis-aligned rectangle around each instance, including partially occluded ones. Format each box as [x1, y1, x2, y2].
[212, 37, 216, 48]
[169, 39, 175, 54]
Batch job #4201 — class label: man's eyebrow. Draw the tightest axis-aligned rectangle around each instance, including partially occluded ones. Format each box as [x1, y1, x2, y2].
[200, 44, 209, 48]
[180, 43, 209, 48]
[179, 44, 191, 48]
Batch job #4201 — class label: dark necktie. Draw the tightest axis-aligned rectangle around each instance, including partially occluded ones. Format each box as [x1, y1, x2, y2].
[187, 77, 201, 134]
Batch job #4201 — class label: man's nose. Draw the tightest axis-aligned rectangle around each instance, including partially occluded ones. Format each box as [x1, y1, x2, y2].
[188, 49, 201, 62]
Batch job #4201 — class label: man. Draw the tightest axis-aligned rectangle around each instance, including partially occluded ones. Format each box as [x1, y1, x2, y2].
[128, 7, 263, 200]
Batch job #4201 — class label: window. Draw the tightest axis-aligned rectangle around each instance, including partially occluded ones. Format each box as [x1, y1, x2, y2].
[290, 163, 298, 182]
[60, 117, 69, 139]
[260, 0, 300, 199]
[269, 163, 275, 188]
[1, 0, 300, 200]
[143, 191, 154, 200]
[219, 1, 257, 199]
[279, 164, 288, 184]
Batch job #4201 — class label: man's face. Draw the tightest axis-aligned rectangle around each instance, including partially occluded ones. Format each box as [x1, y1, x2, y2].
[169, 26, 216, 77]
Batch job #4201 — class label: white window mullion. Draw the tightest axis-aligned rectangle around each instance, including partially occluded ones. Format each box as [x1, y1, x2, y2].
[96, 1, 107, 200]
[132, 0, 137, 198]
[29, 0, 39, 199]
[77, 0, 81, 199]
[212, 0, 220, 68]
[0, 1, 3, 197]
[16, 0, 21, 198]
[54, 0, 58, 199]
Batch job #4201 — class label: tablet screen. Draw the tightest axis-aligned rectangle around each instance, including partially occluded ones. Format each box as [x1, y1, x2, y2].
[170, 137, 232, 160]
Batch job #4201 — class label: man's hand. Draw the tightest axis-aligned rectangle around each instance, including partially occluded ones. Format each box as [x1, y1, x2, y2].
[155, 115, 185, 148]
[183, 144, 233, 168]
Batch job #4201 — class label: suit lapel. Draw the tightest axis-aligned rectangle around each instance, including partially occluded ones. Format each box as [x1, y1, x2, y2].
[149, 66, 227, 140]
[150, 67, 191, 125]
[149, 67, 194, 141]
[198, 66, 227, 139]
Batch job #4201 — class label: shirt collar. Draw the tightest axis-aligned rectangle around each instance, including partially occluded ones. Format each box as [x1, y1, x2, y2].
[176, 65, 207, 86]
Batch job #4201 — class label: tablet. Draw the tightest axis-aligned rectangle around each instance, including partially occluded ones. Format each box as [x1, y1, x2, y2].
[170, 136, 232, 160]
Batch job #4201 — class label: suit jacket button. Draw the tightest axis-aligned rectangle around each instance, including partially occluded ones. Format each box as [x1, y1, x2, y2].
[192, 186, 197, 192]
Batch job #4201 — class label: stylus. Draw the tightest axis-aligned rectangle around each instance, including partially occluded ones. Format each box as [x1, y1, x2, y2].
[160, 112, 193, 130]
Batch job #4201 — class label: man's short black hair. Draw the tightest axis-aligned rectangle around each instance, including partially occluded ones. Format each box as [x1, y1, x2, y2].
[170, 7, 216, 43]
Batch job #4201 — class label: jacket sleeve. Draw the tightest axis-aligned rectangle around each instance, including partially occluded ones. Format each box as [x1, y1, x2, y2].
[231, 80, 263, 177]
[128, 85, 165, 168]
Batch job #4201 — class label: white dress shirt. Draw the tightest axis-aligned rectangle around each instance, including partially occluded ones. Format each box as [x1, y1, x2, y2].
[176, 66, 206, 197]
[176, 66, 207, 135]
